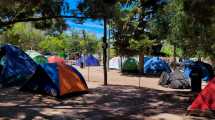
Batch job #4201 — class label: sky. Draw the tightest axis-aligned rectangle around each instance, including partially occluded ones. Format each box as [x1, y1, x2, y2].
[64, 0, 104, 38]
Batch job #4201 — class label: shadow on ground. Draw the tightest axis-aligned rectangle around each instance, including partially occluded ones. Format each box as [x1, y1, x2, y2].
[0, 85, 211, 120]
[120, 72, 161, 78]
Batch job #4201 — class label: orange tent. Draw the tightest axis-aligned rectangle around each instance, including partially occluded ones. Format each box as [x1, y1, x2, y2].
[48, 56, 65, 64]
[21, 63, 88, 97]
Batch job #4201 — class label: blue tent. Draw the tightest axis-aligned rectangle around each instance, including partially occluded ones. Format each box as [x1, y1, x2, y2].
[183, 61, 214, 81]
[21, 63, 88, 97]
[182, 60, 195, 80]
[144, 56, 152, 63]
[144, 57, 171, 74]
[0, 44, 37, 86]
[182, 59, 194, 66]
[76, 54, 100, 66]
[183, 66, 192, 80]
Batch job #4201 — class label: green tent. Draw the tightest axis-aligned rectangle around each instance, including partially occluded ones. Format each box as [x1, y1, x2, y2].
[58, 52, 66, 58]
[122, 58, 138, 73]
[26, 50, 48, 64]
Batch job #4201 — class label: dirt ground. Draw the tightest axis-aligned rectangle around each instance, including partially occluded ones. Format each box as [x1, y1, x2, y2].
[0, 66, 213, 120]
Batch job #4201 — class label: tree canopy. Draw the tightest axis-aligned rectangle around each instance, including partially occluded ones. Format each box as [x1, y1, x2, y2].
[0, 0, 71, 32]
[1, 0, 215, 62]
[0, 23, 45, 50]
[149, 0, 215, 60]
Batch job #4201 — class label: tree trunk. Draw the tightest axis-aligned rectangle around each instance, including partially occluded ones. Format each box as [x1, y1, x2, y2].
[120, 56, 123, 72]
[173, 44, 176, 70]
[103, 18, 108, 86]
[139, 51, 144, 74]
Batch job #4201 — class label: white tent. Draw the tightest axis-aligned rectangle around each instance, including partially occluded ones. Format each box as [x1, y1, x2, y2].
[109, 57, 122, 69]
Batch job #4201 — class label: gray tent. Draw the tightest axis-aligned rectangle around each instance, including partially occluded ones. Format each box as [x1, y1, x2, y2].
[159, 70, 191, 89]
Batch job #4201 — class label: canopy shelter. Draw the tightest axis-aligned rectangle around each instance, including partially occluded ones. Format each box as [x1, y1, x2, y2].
[144, 57, 171, 74]
[76, 54, 100, 66]
[26, 50, 48, 64]
[0, 44, 37, 86]
[48, 56, 65, 64]
[21, 63, 88, 97]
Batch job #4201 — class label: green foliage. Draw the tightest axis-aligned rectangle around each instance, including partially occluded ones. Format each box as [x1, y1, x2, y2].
[147, 4, 170, 41]
[79, 33, 100, 54]
[0, 23, 45, 50]
[109, 48, 117, 58]
[0, 23, 101, 55]
[161, 41, 182, 57]
[112, 7, 140, 56]
[77, 0, 121, 19]
[0, 0, 68, 32]
[162, 0, 215, 60]
[39, 36, 65, 53]
[62, 33, 82, 54]
[112, 0, 164, 56]
[55, 31, 100, 55]
[129, 37, 155, 53]
[167, 0, 187, 45]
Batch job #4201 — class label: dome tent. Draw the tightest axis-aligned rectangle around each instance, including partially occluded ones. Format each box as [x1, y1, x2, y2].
[0, 44, 37, 86]
[48, 56, 65, 64]
[183, 61, 214, 81]
[122, 57, 138, 73]
[109, 57, 121, 69]
[21, 63, 88, 97]
[144, 57, 171, 74]
[26, 50, 48, 64]
[182, 60, 195, 80]
[109, 57, 126, 70]
[159, 70, 191, 89]
[188, 77, 215, 112]
[76, 54, 100, 66]
[144, 56, 152, 63]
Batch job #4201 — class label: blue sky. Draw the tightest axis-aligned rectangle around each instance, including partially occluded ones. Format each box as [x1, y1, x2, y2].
[63, 0, 104, 38]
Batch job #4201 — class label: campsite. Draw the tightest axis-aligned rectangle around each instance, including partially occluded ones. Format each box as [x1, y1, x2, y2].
[0, 65, 213, 120]
[1, 0, 215, 120]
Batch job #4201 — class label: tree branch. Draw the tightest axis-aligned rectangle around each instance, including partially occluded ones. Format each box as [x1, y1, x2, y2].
[0, 15, 92, 27]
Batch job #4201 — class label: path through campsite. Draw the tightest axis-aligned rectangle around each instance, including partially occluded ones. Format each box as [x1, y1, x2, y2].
[0, 66, 211, 120]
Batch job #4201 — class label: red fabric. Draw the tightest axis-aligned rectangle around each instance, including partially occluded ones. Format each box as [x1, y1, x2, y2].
[189, 77, 215, 111]
[48, 56, 65, 64]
